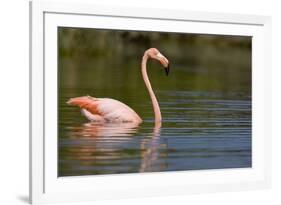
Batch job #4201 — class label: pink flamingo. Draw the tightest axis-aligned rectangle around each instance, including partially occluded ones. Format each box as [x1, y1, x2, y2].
[67, 48, 170, 124]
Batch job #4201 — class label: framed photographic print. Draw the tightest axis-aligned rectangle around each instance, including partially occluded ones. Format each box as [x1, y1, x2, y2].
[30, 0, 271, 204]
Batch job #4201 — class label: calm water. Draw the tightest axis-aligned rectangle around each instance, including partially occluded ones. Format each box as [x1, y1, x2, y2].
[58, 29, 251, 176]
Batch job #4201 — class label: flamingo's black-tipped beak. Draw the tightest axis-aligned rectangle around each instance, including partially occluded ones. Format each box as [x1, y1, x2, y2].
[165, 64, 170, 76]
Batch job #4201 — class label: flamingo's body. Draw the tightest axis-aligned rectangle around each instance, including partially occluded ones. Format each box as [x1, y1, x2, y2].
[67, 96, 142, 123]
[67, 48, 169, 124]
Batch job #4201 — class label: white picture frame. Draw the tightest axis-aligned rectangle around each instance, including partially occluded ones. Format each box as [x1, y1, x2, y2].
[30, 0, 272, 204]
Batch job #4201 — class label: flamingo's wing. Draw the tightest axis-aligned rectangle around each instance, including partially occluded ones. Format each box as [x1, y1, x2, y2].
[67, 96, 101, 115]
[81, 109, 105, 122]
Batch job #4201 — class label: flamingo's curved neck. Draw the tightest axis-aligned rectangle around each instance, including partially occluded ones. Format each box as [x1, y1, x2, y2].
[141, 54, 162, 124]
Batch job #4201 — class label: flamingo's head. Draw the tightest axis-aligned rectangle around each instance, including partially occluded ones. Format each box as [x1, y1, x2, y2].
[145, 48, 170, 75]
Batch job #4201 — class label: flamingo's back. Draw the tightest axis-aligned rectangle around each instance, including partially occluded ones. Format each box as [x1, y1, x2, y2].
[67, 96, 142, 124]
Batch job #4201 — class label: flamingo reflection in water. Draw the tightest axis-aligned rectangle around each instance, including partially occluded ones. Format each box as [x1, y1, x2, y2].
[139, 122, 168, 172]
[60, 121, 167, 174]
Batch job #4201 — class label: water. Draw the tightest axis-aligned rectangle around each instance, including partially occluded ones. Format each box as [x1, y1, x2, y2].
[58, 78, 252, 177]
[58, 28, 251, 176]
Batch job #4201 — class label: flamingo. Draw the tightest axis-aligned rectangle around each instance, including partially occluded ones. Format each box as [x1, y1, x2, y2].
[67, 48, 170, 124]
